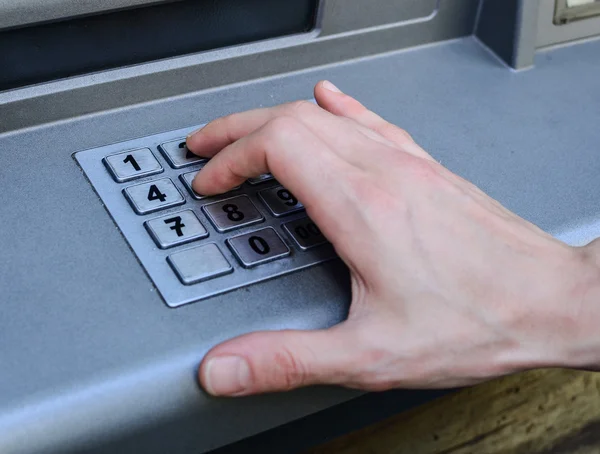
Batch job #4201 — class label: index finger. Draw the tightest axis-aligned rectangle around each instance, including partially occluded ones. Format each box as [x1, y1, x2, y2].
[193, 116, 360, 236]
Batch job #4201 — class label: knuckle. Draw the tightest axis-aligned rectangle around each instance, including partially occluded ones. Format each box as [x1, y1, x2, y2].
[262, 116, 302, 144]
[271, 347, 309, 390]
[286, 100, 316, 116]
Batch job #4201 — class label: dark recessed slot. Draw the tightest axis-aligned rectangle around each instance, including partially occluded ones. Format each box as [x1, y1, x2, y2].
[0, 0, 318, 92]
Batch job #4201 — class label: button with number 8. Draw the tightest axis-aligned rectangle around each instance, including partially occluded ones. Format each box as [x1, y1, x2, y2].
[123, 178, 185, 215]
[226, 227, 290, 268]
[202, 195, 264, 232]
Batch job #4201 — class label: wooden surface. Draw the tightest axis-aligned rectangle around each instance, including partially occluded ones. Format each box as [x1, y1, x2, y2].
[306, 370, 600, 454]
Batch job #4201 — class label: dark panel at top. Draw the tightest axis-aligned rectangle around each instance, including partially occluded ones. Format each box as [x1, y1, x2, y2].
[0, 0, 318, 91]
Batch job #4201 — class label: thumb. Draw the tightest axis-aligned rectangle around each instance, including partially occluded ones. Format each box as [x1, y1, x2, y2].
[199, 327, 354, 396]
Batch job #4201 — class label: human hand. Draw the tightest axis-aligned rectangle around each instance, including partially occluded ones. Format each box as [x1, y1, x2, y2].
[186, 81, 600, 396]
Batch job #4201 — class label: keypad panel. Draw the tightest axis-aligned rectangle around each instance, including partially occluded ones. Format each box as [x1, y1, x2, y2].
[74, 123, 336, 308]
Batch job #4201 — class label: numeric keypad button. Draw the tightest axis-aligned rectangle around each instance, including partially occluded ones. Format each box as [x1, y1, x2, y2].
[103, 148, 163, 182]
[247, 174, 274, 185]
[159, 139, 207, 168]
[258, 186, 304, 217]
[180, 170, 242, 200]
[226, 227, 290, 268]
[145, 210, 208, 249]
[283, 217, 328, 250]
[202, 196, 264, 232]
[167, 243, 233, 285]
[123, 178, 185, 215]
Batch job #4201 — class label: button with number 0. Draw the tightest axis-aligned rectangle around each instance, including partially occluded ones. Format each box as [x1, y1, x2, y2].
[123, 178, 185, 215]
[258, 185, 304, 217]
[159, 139, 207, 169]
[145, 210, 208, 249]
[226, 227, 290, 268]
[282, 217, 328, 250]
[202, 195, 264, 232]
[104, 148, 163, 182]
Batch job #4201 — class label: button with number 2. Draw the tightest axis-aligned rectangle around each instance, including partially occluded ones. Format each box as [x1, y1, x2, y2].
[123, 178, 185, 215]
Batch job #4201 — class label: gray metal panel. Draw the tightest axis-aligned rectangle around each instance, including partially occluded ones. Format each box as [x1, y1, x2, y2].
[537, 0, 600, 47]
[1, 37, 600, 454]
[0, 0, 172, 30]
[319, 0, 438, 36]
[0, 0, 479, 133]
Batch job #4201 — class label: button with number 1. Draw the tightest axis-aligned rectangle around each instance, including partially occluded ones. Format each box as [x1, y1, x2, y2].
[103, 148, 163, 182]
[123, 178, 185, 215]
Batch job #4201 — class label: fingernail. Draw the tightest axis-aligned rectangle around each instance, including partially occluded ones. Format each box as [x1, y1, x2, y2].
[322, 80, 342, 93]
[186, 125, 204, 139]
[204, 356, 251, 396]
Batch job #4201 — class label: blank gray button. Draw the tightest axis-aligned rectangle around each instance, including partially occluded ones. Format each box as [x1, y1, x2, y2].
[159, 139, 207, 168]
[247, 174, 274, 185]
[104, 148, 163, 182]
[203, 196, 264, 232]
[123, 178, 185, 215]
[145, 210, 208, 249]
[167, 243, 233, 285]
[227, 227, 290, 268]
[283, 217, 328, 250]
[258, 186, 304, 217]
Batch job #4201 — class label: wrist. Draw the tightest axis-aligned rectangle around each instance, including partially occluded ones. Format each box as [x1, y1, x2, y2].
[556, 240, 600, 370]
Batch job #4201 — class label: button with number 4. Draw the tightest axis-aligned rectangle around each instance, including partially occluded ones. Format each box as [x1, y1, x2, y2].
[226, 227, 290, 268]
[145, 210, 208, 249]
[202, 196, 264, 232]
[258, 185, 304, 217]
[123, 178, 185, 215]
[104, 148, 163, 182]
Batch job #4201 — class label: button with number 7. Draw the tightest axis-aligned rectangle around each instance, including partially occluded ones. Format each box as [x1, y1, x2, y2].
[145, 210, 208, 249]
[123, 178, 185, 215]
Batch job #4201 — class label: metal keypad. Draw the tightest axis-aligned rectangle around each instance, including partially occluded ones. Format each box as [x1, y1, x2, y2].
[145, 210, 208, 249]
[203, 196, 264, 232]
[159, 139, 207, 168]
[104, 148, 163, 182]
[258, 186, 304, 217]
[123, 178, 185, 215]
[227, 228, 290, 268]
[74, 121, 336, 308]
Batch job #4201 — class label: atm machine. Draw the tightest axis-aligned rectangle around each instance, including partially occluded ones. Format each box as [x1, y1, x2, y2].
[1, 1, 599, 453]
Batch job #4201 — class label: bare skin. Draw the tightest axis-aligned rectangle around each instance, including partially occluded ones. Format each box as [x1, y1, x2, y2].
[186, 81, 600, 397]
